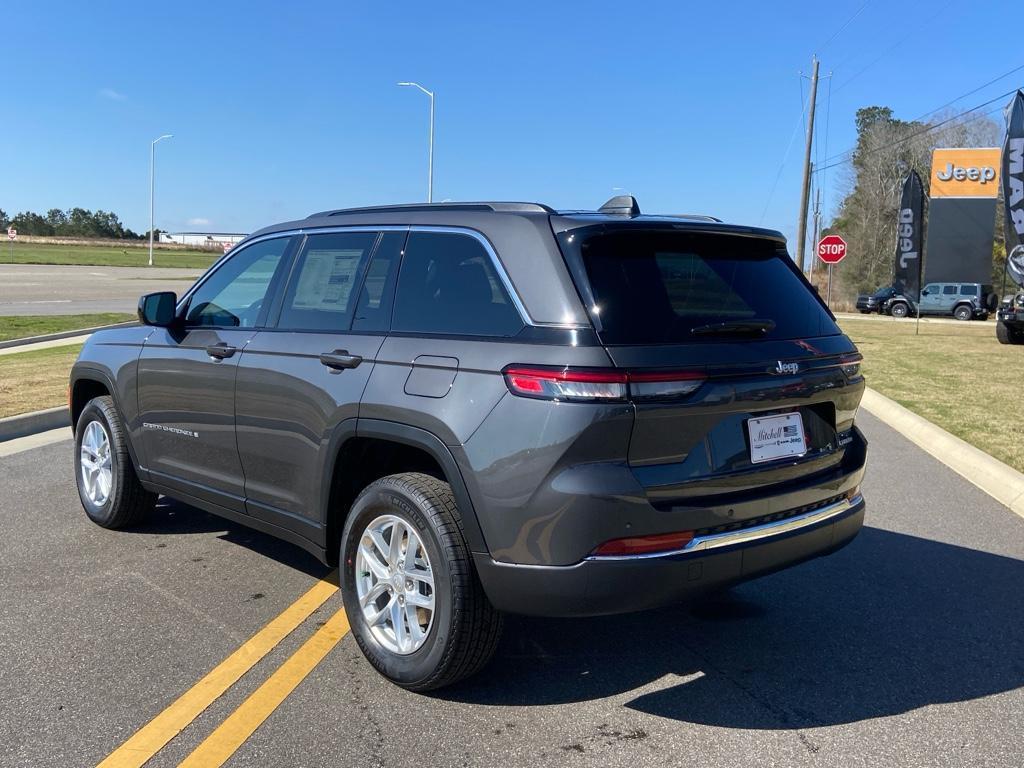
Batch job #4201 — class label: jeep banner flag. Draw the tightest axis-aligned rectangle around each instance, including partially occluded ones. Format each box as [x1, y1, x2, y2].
[893, 170, 925, 300]
[1003, 90, 1024, 287]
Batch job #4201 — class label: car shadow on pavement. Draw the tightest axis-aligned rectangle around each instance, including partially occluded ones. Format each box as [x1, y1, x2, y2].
[122, 497, 331, 578]
[439, 526, 1024, 729]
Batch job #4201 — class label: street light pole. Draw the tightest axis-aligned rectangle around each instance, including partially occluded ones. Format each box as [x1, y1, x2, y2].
[149, 134, 173, 267]
[397, 82, 434, 202]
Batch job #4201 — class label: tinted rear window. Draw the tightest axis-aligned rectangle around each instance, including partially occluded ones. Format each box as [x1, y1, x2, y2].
[562, 229, 839, 345]
[392, 232, 524, 337]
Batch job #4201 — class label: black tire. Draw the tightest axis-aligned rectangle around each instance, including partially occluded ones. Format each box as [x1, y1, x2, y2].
[954, 304, 972, 321]
[996, 321, 1024, 345]
[890, 302, 909, 318]
[859, 310, 871, 314]
[340, 473, 502, 691]
[74, 395, 156, 529]
[997, 321, 1011, 344]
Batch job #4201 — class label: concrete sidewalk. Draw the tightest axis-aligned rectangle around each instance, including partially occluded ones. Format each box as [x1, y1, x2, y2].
[0, 333, 91, 356]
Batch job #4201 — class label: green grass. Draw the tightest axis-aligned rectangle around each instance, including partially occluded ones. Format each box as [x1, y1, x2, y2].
[0, 313, 135, 342]
[0, 343, 83, 418]
[2, 240, 218, 269]
[841, 316, 1024, 473]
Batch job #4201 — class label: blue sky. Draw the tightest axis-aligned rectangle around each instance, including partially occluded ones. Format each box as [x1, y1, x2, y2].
[1, 1, 1019, 247]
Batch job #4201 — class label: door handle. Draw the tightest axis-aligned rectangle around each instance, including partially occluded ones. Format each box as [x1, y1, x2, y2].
[319, 349, 363, 370]
[206, 342, 238, 360]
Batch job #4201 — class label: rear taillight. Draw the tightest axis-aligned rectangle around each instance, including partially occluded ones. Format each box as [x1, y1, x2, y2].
[591, 530, 695, 557]
[627, 370, 705, 400]
[503, 366, 628, 401]
[839, 353, 862, 378]
[502, 366, 704, 403]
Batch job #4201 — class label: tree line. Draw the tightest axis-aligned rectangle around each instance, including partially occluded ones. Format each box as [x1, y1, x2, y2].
[825, 106, 1004, 301]
[0, 208, 153, 239]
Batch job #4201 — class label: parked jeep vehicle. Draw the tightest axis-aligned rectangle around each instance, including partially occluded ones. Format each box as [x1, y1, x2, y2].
[70, 197, 868, 690]
[997, 292, 1024, 344]
[917, 282, 996, 320]
[855, 286, 895, 314]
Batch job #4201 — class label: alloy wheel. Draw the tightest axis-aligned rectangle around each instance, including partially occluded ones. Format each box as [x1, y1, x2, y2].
[80, 420, 113, 507]
[355, 514, 436, 654]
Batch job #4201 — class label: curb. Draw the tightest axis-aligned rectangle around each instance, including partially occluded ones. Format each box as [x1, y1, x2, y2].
[0, 407, 70, 443]
[0, 322, 135, 351]
[861, 387, 1024, 519]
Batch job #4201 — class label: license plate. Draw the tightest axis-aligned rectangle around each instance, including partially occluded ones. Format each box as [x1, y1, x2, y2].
[747, 412, 808, 464]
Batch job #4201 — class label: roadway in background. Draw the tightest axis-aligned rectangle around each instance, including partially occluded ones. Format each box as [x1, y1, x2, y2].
[0, 264, 200, 316]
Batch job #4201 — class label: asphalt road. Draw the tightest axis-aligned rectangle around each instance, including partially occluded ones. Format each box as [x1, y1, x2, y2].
[1, 411, 1021, 768]
[0, 265, 201, 316]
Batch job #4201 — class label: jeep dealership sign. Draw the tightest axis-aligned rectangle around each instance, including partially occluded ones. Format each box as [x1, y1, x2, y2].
[1003, 89, 1024, 288]
[893, 170, 925, 300]
[924, 147, 1001, 285]
[929, 147, 1001, 198]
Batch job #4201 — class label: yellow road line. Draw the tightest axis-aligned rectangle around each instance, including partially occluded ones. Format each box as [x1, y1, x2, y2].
[178, 606, 351, 768]
[98, 571, 339, 768]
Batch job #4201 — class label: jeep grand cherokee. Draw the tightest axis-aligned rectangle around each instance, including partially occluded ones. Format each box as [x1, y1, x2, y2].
[70, 196, 867, 690]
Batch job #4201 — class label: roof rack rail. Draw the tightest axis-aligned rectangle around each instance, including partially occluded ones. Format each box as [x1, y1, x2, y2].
[669, 213, 723, 223]
[306, 202, 555, 218]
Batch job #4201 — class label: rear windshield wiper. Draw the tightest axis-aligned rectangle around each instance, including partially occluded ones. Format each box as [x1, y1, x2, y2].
[689, 319, 777, 337]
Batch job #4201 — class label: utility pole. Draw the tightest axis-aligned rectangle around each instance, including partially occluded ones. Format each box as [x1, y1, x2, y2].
[794, 56, 820, 273]
[810, 184, 821, 278]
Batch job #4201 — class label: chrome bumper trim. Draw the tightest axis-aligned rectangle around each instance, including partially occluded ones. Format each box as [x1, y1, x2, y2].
[586, 495, 863, 561]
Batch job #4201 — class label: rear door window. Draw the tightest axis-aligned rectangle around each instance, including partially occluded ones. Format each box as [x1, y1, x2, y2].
[559, 229, 839, 345]
[942, 285, 958, 296]
[277, 231, 378, 331]
[392, 231, 524, 337]
[352, 231, 404, 332]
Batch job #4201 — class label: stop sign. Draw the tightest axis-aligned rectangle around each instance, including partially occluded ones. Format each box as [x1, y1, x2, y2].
[817, 234, 847, 265]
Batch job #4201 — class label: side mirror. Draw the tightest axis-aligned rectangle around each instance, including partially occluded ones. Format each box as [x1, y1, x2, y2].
[921, 289, 929, 296]
[138, 292, 177, 327]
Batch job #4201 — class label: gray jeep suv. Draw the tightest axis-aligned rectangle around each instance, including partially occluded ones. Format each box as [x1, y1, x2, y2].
[70, 197, 868, 690]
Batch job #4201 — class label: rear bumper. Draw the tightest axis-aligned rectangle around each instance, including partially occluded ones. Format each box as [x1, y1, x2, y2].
[475, 495, 864, 617]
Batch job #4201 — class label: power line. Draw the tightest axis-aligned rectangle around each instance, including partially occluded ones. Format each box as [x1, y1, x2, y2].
[760, 78, 811, 224]
[831, 0, 954, 93]
[821, 75, 833, 218]
[813, 87, 1018, 174]
[907, 62, 1024, 124]
[817, 0, 871, 53]
[819, 69, 1023, 168]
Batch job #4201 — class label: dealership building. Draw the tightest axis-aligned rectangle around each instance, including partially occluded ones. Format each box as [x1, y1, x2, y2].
[158, 231, 247, 247]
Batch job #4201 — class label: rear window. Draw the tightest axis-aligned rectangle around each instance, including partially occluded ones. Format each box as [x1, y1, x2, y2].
[392, 231, 524, 337]
[561, 229, 839, 345]
[959, 285, 978, 296]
